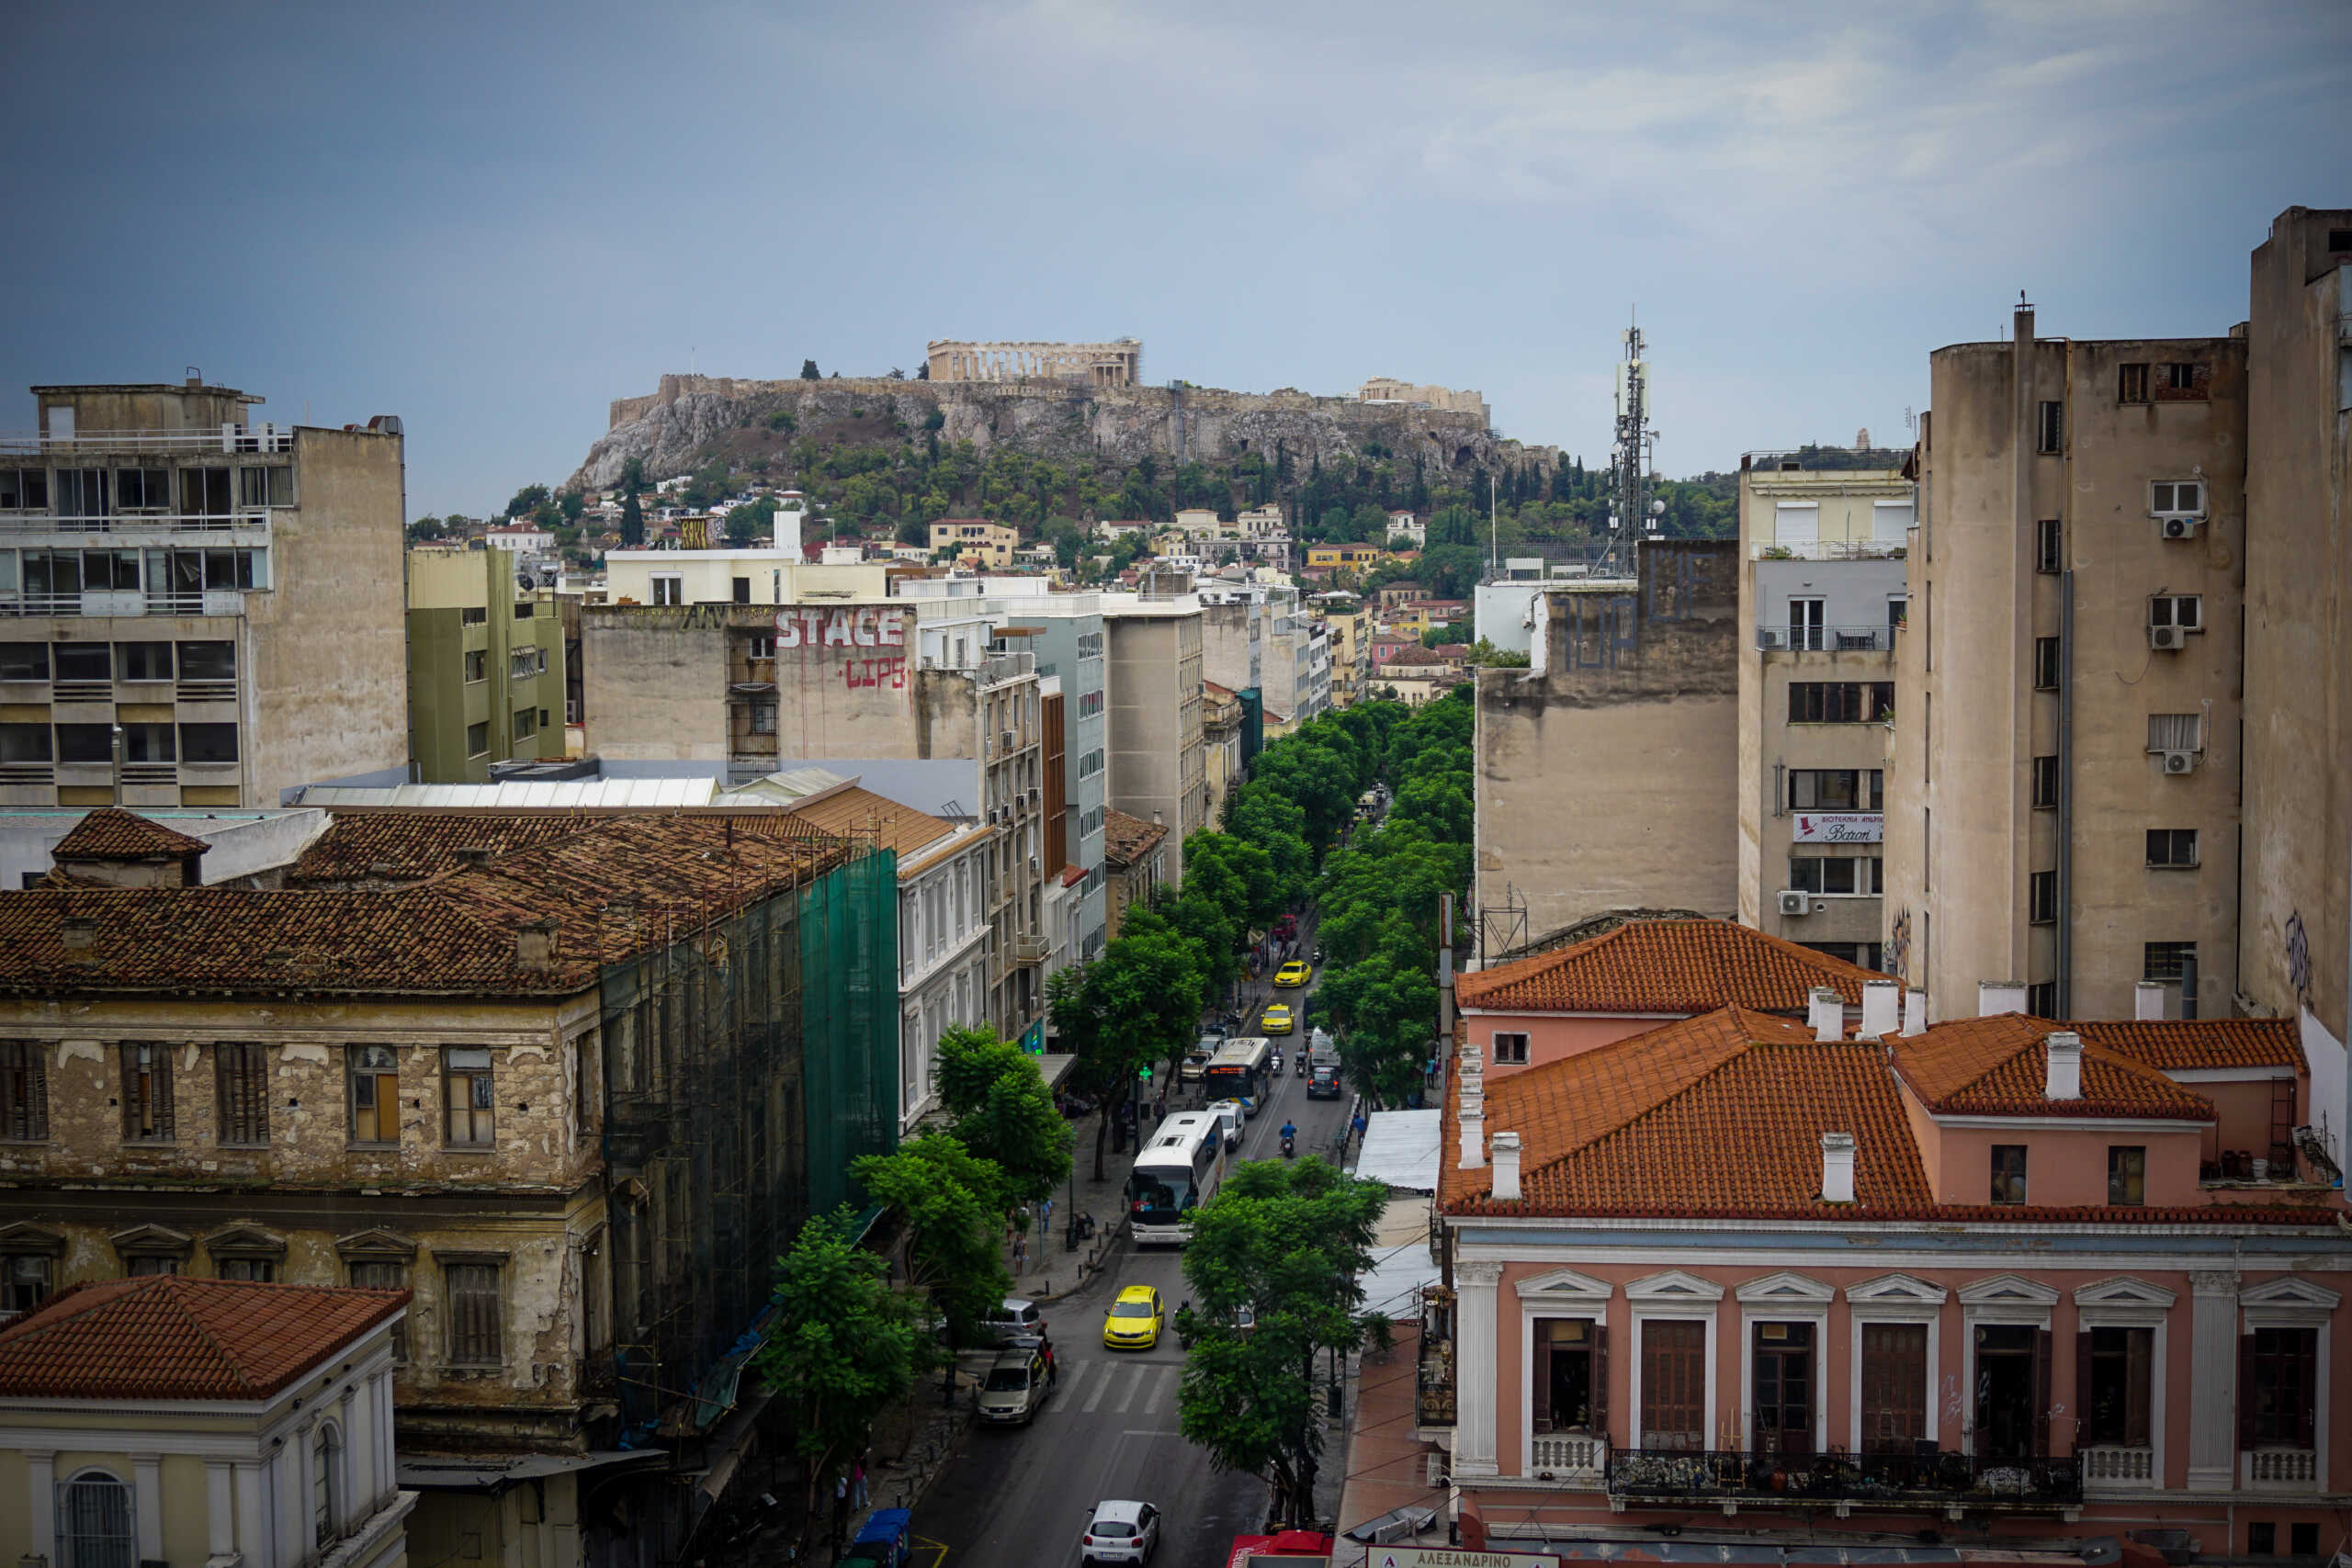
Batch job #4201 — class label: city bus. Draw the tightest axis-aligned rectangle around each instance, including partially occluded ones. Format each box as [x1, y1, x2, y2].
[1126, 1112, 1227, 1245]
[1201, 1037, 1272, 1115]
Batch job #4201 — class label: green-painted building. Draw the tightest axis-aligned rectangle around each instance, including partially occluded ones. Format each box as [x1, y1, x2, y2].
[406, 547, 569, 781]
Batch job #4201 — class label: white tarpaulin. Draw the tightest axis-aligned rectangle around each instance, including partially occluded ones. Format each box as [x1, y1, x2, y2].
[1355, 1109, 1441, 1192]
[1356, 1234, 1441, 1323]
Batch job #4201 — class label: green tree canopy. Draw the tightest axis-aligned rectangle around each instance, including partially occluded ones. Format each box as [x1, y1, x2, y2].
[933, 1027, 1073, 1206]
[852, 1133, 1010, 1343]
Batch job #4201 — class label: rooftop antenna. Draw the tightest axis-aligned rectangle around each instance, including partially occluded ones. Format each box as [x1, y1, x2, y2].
[1601, 309, 1653, 577]
[1487, 470, 1498, 577]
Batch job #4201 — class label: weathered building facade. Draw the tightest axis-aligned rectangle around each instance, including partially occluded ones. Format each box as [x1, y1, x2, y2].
[406, 547, 568, 783]
[1101, 590, 1206, 887]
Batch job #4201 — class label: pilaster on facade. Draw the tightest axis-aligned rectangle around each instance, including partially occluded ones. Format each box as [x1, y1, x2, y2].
[1453, 1260, 1505, 1477]
[2188, 1269, 2239, 1491]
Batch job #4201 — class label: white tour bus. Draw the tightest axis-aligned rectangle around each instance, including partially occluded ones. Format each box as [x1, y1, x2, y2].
[1125, 1111, 1227, 1245]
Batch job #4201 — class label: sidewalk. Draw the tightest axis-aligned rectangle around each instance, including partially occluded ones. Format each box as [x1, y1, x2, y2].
[1330, 1322, 1449, 1565]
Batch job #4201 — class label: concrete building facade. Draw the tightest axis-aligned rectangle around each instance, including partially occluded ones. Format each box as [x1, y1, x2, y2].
[1736, 461, 1911, 970]
[1473, 540, 1740, 954]
[0, 381, 407, 809]
[1101, 589, 1205, 886]
[1883, 309, 2249, 1023]
[405, 549, 568, 784]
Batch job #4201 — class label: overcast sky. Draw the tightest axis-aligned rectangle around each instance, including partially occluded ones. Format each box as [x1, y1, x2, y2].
[2, 1, 2345, 517]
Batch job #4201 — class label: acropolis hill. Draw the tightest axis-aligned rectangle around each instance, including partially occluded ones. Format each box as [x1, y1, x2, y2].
[569, 365, 1558, 494]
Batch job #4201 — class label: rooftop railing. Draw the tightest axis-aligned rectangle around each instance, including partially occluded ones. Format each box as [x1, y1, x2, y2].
[0, 510, 272, 535]
[0, 424, 295, 457]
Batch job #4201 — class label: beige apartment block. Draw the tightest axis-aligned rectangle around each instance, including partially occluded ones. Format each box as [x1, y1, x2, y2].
[1736, 460, 1911, 969]
[1101, 588, 1205, 886]
[1884, 308, 2248, 1023]
[930, 519, 1018, 569]
[0, 381, 406, 809]
[1473, 540, 1739, 953]
[2240, 209, 2352, 1064]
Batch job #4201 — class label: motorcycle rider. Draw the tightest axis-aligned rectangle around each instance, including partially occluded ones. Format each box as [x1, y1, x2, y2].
[1280, 1119, 1297, 1156]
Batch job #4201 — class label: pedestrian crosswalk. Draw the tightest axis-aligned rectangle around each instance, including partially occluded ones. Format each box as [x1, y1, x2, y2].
[1045, 1356, 1181, 1419]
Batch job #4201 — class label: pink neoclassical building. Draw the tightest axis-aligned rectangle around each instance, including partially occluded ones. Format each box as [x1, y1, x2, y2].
[1421, 982, 2346, 1560]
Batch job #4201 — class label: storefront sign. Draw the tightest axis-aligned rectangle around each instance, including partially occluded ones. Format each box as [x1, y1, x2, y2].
[1791, 812, 1882, 844]
[1364, 1551, 1560, 1568]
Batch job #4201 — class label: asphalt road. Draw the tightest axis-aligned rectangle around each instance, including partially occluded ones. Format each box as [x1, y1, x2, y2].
[910, 964, 1358, 1568]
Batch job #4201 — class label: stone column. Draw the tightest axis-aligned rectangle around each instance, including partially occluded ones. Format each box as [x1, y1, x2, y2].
[131, 1453, 164, 1563]
[376, 1371, 398, 1502]
[1453, 1261, 1504, 1476]
[26, 1450, 56, 1565]
[234, 1459, 269, 1568]
[344, 1382, 374, 1518]
[207, 1461, 238, 1562]
[2188, 1269, 2238, 1490]
[276, 1428, 309, 1567]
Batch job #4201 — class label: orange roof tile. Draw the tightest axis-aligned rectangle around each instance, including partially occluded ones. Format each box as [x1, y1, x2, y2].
[786, 785, 956, 862]
[1102, 808, 1167, 868]
[1893, 1015, 2215, 1121]
[2075, 1017, 2304, 1073]
[0, 1276, 404, 1401]
[51, 809, 209, 863]
[1454, 918, 1888, 1014]
[290, 811, 600, 884]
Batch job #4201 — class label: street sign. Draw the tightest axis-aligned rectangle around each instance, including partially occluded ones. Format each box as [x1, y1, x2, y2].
[1363, 1551, 1560, 1568]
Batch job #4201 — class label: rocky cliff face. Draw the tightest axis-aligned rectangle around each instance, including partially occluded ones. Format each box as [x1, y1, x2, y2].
[569, 372, 1558, 492]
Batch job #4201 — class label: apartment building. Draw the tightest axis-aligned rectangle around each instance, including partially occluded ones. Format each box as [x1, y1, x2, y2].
[2241, 209, 2352, 1076]
[1427, 998, 2349, 1559]
[930, 519, 1017, 569]
[1102, 807, 1168, 941]
[1884, 307, 2248, 1022]
[0, 810, 900, 1568]
[1101, 586, 1206, 886]
[1202, 681, 1244, 817]
[1313, 593, 1371, 707]
[1736, 459, 1912, 970]
[0, 380, 406, 808]
[984, 589, 1110, 963]
[406, 548, 568, 782]
[1474, 540, 1741, 950]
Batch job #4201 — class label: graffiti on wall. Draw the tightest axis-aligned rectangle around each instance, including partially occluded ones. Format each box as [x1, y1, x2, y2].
[776, 605, 910, 692]
[1886, 908, 1912, 982]
[2287, 908, 2312, 1006]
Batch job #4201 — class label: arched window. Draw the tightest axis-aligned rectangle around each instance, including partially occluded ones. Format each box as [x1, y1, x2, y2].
[57, 1469, 134, 1568]
[312, 1424, 343, 1548]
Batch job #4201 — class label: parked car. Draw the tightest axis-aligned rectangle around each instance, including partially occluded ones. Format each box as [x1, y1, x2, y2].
[1180, 1038, 1218, 1083]
[978, 1297, 1044, 1344]
[977, 1343, 1054, 1425]
[1102, 1284, 1164, 1350]
[842, 1509, 912, 1566]
[1080, 1500, 1162, 1564]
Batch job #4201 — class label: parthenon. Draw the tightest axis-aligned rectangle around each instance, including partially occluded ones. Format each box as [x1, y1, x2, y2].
[925, 338, 1143, 388]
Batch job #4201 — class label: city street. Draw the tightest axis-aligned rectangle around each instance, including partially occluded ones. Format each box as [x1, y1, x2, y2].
[911, 957, 1359, 1568]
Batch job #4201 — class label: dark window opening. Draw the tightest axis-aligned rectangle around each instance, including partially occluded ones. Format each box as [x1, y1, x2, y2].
[2037, 401, 2064, 454]
[2118, 363, 2151, 405]
[1752, 1320, 1815, 1457]
[2242, 1326, 2318, 1450]
[2079, 1325, 2153, 1445]
[2033, 755, 2059, 809]
[2030, 870, 2057, 923]
[2147, 829, 2199, 867]
[2144, 941, 2195, 981]
[2036, 517, 2062, 572]
[2107, 1145, 2146, 1205]
[1991, 1144, 2028, 1204]
[1532, 1316, 1602, 1433]
[1972, 1324, 2051, 1460]
[2034, 637, 2062, 691]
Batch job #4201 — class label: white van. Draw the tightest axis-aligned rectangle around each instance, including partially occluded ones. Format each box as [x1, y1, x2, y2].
[1206, 1100, 1245, 1152]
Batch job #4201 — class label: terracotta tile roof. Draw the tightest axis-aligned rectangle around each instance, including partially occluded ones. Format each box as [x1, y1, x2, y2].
[1102, 808, 1167, 868]
[0, 1276, 404, 1401]
[2075, 1017, 2305, 1073]
[1442, 1008, 2325, 1226]
[1454, 918, 1888, 1014]
[290, 811, 599, 884]
[51, 809, 209, 863]
[0, 813, 856, 999]
[785, 786, 955, 862]
[1894, 1014, 2215, 1121]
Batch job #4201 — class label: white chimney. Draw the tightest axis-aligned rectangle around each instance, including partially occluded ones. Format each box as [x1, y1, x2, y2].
[1978, 979, 2028, 1017]
[2044, 1031, 2082, 1100]
[1809, 987, 1844, 1042]
[1820, 1131, 1857, 1202]
[1902, 989, 1928, 1037]
[1458, 1046, 1486, 1169]
[775, 490, 807, 556]
[2134, 980, 2167, 1021]
[1492, 1131, 1521, 1201]
[1860, 979, 1900, 1040]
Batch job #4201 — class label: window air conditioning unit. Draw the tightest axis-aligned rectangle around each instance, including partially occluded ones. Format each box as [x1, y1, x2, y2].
[1778, 890, 1812, 916]
[2159, 515, 2200, 541]
[2149, 624, 2185, 650]
[2161, 749, 2198, 775]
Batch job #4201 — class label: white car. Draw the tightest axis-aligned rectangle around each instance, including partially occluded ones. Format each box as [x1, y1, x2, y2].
[1081, 1500, 1161, 1564]
[1207, 1100, 1245, 1151]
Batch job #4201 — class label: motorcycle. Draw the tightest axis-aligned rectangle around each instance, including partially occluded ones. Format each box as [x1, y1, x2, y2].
[1281, 1130, 1297, 1158]
[1270, 1052, 1284, 1077]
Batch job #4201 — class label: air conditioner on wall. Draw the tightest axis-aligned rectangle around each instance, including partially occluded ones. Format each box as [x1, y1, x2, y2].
[2161, 749, 2198, 775]
[2160, 516, 2200, 541]
[2149, 624, 2184, 650]
[1778, 890, 1812, 916]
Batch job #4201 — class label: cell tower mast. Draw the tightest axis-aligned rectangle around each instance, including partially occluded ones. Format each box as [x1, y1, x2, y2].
[1601, 313, 1657, 576]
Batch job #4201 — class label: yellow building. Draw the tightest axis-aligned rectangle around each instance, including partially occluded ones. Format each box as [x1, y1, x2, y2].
[931, 518, 1018, 568]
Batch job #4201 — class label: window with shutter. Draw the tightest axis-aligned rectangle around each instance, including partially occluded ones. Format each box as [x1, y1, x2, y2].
[346, 1259, 407, 1361]
[1973, 1324, 2041, 1460]
[1640, 1319, 1707, 1450]
[2244, 1326, 2319, 1449]
[1532, 1318, 1596, 1433]
[1859, 1323, 1928, 1452]
[215, 1043, 268, 1146]
[445, 1261, 503, 1367]
[0, 1040, 47, 1141]
[2079, 1326, 2154, 1446]
[120, 1042, 174, 1141]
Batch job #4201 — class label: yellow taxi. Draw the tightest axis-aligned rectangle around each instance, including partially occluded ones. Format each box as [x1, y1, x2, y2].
[1102, 1284, 1163, 1350]
[1274, 960, 1312, 988]
[1261, 1003, 1294, 1035]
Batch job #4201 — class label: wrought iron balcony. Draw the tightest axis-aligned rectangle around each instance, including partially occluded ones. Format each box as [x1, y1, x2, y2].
[1414, 1346, 1454, 1427]
[1603, 1448, 2082, 1512]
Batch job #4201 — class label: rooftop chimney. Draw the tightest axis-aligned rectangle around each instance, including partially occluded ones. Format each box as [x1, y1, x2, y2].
[2134, 980, 2166, 1021]
[1902, 989, 1928, 1037]
[1820, 1131, 1857, 1203]
[2044, 1032, 2082, 1100]
[1809, 987, 1844, 1042]
[1492, 1130, 1521, 1201]
[515, 919, 560, 968]
[1458, 1046, 1486, 1169]
[1860, 979, 1900, 1041]
[1978, 979, 2027, 1017]
[60, 916, 97, 952]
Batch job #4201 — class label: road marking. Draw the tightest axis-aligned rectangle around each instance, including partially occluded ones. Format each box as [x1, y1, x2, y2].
[1121, 1429, 1182, 1437]
[1144, 1365, 1172, 1414]
[1054, 1361, 1087, 1407]
[1083, 1361, 1114, 1413]
[912, 1537, 950, 1568]
[1114, 1364, 1146, 1414]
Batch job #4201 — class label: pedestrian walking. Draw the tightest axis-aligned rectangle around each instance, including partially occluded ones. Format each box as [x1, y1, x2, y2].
[852, 1455, 867, 1510]
[1351, 1110, 1368, 1148]
[831, 1472, 848, 1548]
[1012, 1232, 1027, 1272]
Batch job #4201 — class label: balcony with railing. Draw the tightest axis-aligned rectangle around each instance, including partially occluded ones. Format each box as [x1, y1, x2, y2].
[1756, 625, 1896, 652]
[1602, 1449, 2082, 1514]
[1415, 1341, 1454, 1427]
[0, 589, 248, 619]
[2245, 1448, 2318, 1488]
[1531, 1432, 1607, 1484]
[1749, 538, 1906, 562]
[0, 508, 273, 536]
[2079, 1445, 2156, 1489]
[0, 424, 296, 457]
